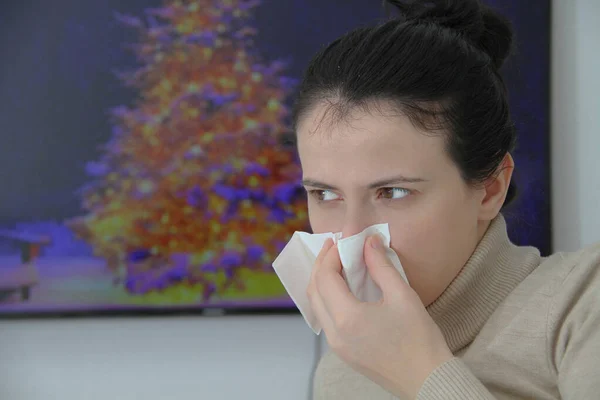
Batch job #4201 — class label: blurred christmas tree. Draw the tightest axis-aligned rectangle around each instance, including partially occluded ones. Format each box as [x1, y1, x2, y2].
[67, 0, 308, 304]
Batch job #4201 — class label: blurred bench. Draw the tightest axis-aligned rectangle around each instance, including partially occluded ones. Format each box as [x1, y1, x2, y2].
[0, 230, 51, 301]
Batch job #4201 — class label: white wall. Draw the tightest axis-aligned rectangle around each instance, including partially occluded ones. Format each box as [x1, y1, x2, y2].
[0, 315, 318, 400]
[551, 0, 600, 251]
[1, 1, 599, 399]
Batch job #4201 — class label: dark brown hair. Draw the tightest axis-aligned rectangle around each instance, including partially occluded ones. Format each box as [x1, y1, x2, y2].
[292, 0, 517, 206]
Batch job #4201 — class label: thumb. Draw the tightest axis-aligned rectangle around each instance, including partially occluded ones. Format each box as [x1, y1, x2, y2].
[364, 234, 409, 296]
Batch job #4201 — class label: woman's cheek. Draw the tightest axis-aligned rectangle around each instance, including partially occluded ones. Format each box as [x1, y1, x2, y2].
[388, 222, 429, 261]
[307, 205, 337, 234]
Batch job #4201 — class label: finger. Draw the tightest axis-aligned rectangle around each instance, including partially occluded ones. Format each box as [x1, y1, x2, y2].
[308, 282, 335, 335]
[308, 238, 336, 334]
[316, 242, 360, 320]
[364, 234, 409, 298]
[316, 238, 335, 266]
[308, 238, 334, 299]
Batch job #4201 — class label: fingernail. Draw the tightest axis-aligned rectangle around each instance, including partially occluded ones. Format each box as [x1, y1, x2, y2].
[370, 234, 382, 249]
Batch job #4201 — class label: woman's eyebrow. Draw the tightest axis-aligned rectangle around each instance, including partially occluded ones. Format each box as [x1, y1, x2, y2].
[301, 179, 337, 190]
[366, 175, 426, 188]
[301, 175, 426, 190]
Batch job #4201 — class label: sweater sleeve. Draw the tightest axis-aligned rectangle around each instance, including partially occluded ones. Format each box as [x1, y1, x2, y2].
[549, 247, 600, 400]
[417, 357, 495, 400]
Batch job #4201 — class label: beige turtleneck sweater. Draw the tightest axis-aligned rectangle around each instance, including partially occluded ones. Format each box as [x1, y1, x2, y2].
[313, 215, 600, 399]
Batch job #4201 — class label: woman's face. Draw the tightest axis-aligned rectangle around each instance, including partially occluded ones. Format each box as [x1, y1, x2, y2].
[296, 102, 498, 306]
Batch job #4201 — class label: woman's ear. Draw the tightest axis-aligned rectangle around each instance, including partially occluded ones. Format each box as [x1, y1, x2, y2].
[478, 153, 515, 220]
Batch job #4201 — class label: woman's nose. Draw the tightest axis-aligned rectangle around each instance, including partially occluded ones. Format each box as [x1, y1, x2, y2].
[340, 212, 374, 239]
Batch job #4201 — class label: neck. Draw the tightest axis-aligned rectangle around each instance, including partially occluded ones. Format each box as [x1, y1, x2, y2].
[426, 215, 541, 352]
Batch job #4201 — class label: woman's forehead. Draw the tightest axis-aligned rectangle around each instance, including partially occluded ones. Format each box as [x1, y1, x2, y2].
[297, 106, 444, 159]
[295, 103, 456, 187]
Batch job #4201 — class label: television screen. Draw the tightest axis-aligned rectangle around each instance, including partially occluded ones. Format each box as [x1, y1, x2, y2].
[0, 0, 551, 316]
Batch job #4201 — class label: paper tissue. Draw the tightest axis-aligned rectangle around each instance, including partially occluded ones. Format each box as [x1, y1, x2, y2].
[272, 224, 407, 334]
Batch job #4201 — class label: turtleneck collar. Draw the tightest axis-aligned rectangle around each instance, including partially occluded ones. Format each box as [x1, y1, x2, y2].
[426, 214, 541, 353]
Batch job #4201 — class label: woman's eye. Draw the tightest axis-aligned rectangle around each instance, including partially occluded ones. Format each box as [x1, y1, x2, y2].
[309, 189, 340, 202]
[379, 187, 411, 200]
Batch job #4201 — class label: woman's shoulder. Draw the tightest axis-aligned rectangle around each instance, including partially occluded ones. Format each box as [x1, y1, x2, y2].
[514, 241, 600, 329]
[535, 241, 600, 333]
[539, 241, 600, 291]
[538, 242, 600, 393]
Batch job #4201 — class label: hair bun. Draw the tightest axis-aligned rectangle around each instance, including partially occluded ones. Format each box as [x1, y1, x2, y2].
[477, 4, 513, 69]
[384, 0, 514, 69]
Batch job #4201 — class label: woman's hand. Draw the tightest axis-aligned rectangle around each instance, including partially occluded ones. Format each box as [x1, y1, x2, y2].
[307, 234, 453, 399]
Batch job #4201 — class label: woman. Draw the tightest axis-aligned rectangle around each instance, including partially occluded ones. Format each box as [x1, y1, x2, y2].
[294, 0, 600, 399]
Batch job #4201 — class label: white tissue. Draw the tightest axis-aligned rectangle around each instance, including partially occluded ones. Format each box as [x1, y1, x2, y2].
[272, 223, 407, 334]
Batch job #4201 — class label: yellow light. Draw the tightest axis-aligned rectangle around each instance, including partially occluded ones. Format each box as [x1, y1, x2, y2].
[267, 98, 279, 111]
[142, 124, 154, 136]
[189, 145, 203, 155]
[176, 19, 193, 34]
[211, 222, 221, 233]
[244, 119, 258, 129]
[202, 133, 215, 143]
[138, 180, 155, 193]
[161, 79, 172, 91]
[198, 251, 214, 264]
[233, 61, 246, 72]
[219, 77, 236, 89]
